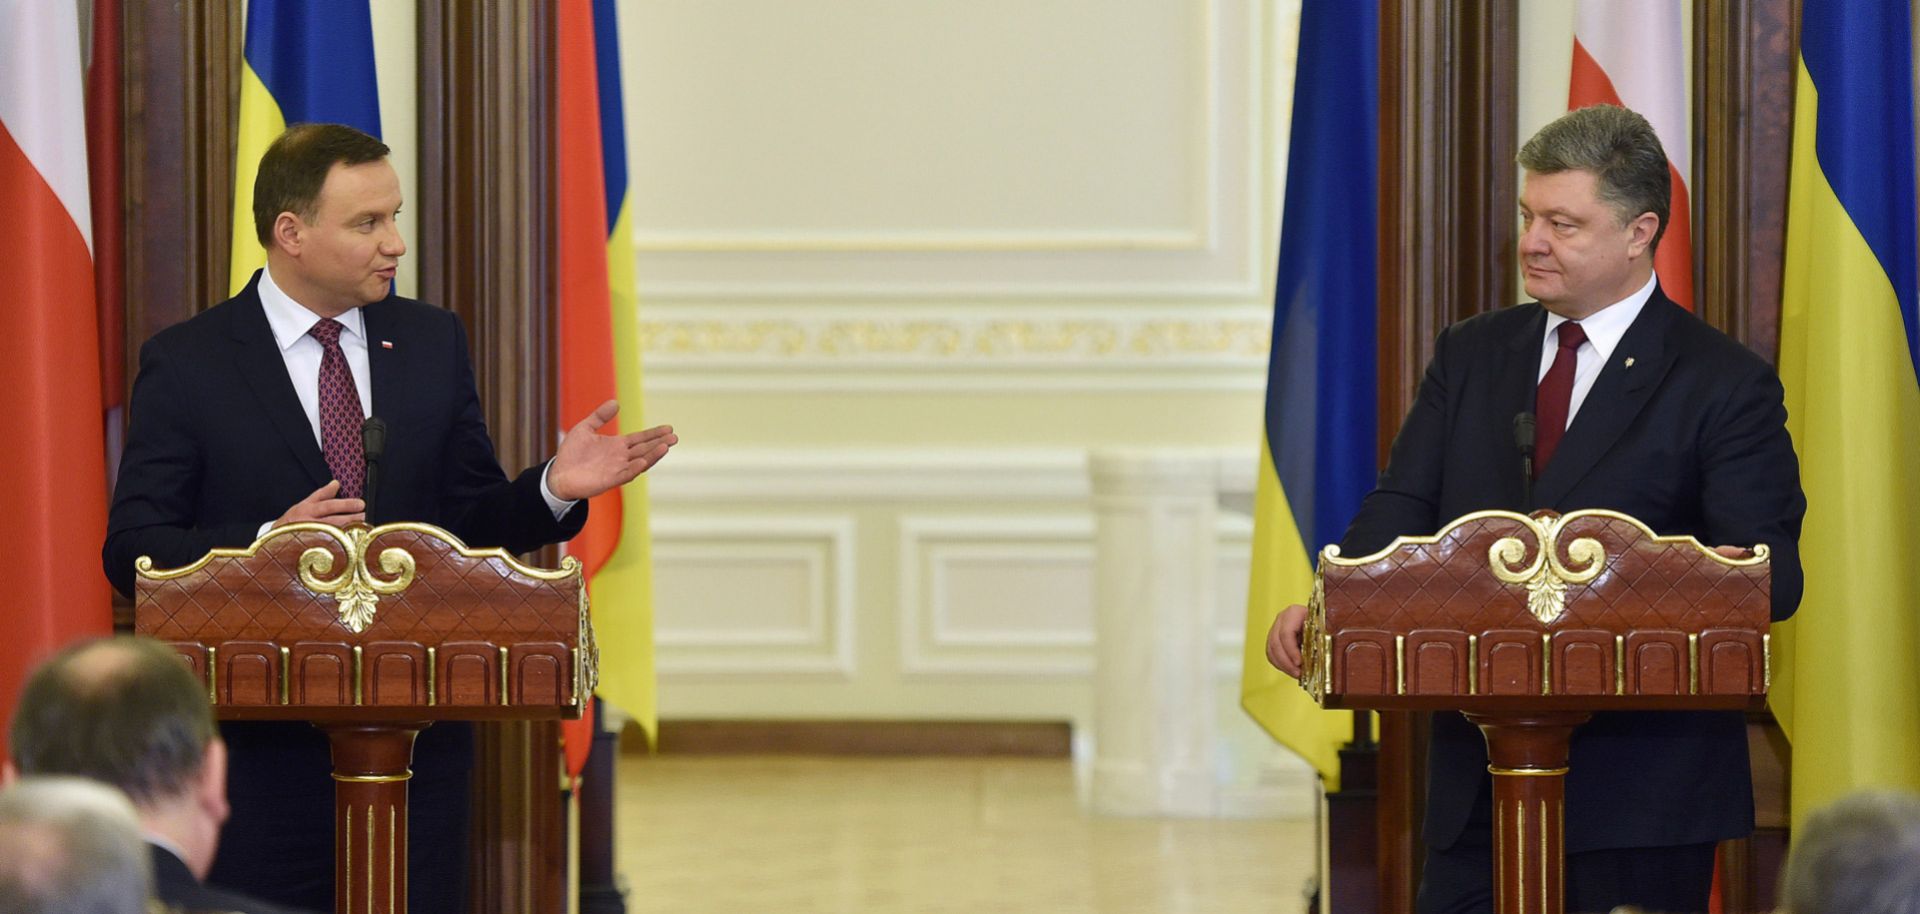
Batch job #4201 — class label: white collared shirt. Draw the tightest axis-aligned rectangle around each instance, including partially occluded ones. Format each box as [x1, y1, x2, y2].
[1538, 271, 1658, 428]
[257, 266, 374, 440]
[254, 266, 575, 526]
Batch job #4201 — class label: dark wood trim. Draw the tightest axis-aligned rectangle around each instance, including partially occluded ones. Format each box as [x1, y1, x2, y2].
[1373, 4, 1517, 910]
[122, 0, 240, 357]
[418, 3, 564, 912]
[642, 720, 1075, 757]
[1695, 0, 1798, 359]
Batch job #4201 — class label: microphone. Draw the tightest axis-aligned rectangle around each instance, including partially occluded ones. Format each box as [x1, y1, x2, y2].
[361, 416, 387, 523]
[1513, 412, 1536, 510]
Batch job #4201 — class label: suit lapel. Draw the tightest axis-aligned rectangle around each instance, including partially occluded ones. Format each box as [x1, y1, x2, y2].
[361, 301, 403, 515]
[1532, 291, 1680, 508]
[1502, 306, 1548, 506]
[229, 280, 332, 488]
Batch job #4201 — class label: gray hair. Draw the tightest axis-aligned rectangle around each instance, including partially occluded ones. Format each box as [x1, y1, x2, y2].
[1782, 790, 1920, 914]
[0, 776, 152, 914]
[1518, 103, 1671, 254]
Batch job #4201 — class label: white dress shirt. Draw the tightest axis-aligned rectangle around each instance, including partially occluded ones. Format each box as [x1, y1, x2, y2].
[1537, 271, 1658, 429]
[256, 266, 576, 530]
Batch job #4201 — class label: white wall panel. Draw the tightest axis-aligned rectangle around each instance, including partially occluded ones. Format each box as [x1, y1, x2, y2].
[650, 515, 857, 676]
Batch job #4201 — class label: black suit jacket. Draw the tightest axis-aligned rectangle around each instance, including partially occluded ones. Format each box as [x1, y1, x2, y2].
[150, 842, 317, 914]
[1340, 288, 1804, 853]
[103, 273, 585, 596]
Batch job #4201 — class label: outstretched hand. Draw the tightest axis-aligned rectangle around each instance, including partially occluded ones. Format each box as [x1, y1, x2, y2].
[547, 400, 677, 502]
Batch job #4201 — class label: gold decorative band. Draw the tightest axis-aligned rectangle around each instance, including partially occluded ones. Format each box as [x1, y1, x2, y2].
[331, 771, 414, 784]
[1487, 765, 1570, 777]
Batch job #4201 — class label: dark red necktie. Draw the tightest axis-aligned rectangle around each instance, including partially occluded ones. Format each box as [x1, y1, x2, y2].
[1533, 321, 1587, 472]
[309, 318, 366, 499]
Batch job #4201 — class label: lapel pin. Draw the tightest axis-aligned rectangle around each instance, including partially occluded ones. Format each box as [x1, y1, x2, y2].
[381, 340, 395, 350]
[1624, 357, 1635, 368]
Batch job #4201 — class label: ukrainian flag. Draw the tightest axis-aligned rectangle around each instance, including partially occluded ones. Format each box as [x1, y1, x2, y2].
[1239, 0, 1376, 786]
[557, 0, 657, 749]
[228, 0, 380, 293]
[1773, 0, 1920, 828]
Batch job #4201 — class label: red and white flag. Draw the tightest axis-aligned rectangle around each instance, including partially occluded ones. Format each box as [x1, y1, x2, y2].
[0, 0, 115, 753]
[1571, 0, 1694, 310]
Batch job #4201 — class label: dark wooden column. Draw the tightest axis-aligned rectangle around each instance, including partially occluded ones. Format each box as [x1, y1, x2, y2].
[1696, 0, 1797, 360]
[417, 5, 565, 913]
[121, 0, 240, 359]
[1375, 3, 1518, 911]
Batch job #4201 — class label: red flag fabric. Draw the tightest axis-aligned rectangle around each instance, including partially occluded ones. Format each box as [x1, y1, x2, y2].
[0, 0, 115, 757]
[1569, 0, 1694, 310]
[555, 0, 622, 782]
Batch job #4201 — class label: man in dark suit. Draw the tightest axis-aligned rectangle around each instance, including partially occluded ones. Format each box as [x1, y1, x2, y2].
[102, 123, 676, 913]
[8, 636, 316, 914]
[1266, 104, 1805, 913]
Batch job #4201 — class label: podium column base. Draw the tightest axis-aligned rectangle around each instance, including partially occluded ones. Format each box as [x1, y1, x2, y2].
[322, 722, 427, 914]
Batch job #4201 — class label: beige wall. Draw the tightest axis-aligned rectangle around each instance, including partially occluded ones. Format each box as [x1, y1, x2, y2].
[370, 0, 418, 299]
[620, 0, 1294, 752]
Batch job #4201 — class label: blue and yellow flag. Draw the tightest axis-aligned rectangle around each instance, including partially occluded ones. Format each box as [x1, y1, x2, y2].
[1774, 0, 1920, 828]
[582, 0, 659, 740]
[1239, 0, 1376, 786]
[228, 0, 381, 293]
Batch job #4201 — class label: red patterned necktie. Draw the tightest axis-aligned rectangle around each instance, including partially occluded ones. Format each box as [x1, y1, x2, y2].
[309, 318, 366, 499]
[1533, 320, 1587, 473]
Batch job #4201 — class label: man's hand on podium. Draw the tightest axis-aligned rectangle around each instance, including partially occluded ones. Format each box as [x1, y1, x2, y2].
[1266, 604, 1309, 679]
[273, 480, 367, 529]
[548, 399, 679, 502]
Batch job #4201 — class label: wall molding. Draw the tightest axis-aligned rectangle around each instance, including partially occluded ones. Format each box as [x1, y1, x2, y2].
[898, 515, 1099, 677]
[636, 306, 1271, 393]
[650, 514, 858, 677]
[645, 448, 1258, 505]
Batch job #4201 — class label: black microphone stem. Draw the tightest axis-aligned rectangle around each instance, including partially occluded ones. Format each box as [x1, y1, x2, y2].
[361, 416, 387, 523]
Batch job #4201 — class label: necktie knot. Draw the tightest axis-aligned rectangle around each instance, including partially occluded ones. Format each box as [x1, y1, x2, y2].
[309, 318, 345, 348]
[1556, 321, 1587, 351]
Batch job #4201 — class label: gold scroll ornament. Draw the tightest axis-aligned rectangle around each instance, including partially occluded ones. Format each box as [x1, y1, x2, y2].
[1487, 514, 1606, 625]
[297, 525, 418, 634]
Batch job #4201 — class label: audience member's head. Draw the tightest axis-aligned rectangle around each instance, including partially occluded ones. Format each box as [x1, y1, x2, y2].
[1781, 789, 1920, 914]
[7, 636, 227, 878]
[0, 775, 152, 914]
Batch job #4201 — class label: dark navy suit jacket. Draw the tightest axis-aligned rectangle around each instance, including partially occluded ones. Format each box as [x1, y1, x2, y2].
[103, 272, 586, 913]
[103, 272, 584, 594]
[1339, 287, 1804, 853]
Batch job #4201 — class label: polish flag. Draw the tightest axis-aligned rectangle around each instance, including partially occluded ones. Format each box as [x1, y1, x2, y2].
[1571, 0, 1694, 310]
[0, 0, 115, 752]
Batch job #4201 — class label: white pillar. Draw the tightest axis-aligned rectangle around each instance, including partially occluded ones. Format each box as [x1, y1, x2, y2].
[1087, 450, 1220, 817]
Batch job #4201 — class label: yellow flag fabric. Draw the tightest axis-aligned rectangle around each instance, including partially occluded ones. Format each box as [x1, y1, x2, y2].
[590, 198, 658, 740]
[1772, 0, 1920, 829]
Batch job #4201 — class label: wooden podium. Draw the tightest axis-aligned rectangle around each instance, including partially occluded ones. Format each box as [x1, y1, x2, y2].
[132, 522, 596, 914]
[1300, 509, 1770, 914]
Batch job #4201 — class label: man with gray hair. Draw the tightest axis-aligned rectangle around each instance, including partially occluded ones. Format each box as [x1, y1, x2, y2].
[1264, 103, 1805, 912]
[7, 636, 314, 914]
[1781, 790, 1920, 914]
[0, 775, 151, 914]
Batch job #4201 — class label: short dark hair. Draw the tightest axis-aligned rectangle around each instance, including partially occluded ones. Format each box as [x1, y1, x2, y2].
[252, 122, 390, 247]
[8, 637, 214, 806]
[1518, 104, 1671, 254]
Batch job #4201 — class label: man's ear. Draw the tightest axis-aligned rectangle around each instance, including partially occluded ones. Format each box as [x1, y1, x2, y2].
[271, 211, 304, 257]
[197, 739, 230, 824]
[1, 760, 17, 787]
[1625, 211, 1660, 260]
